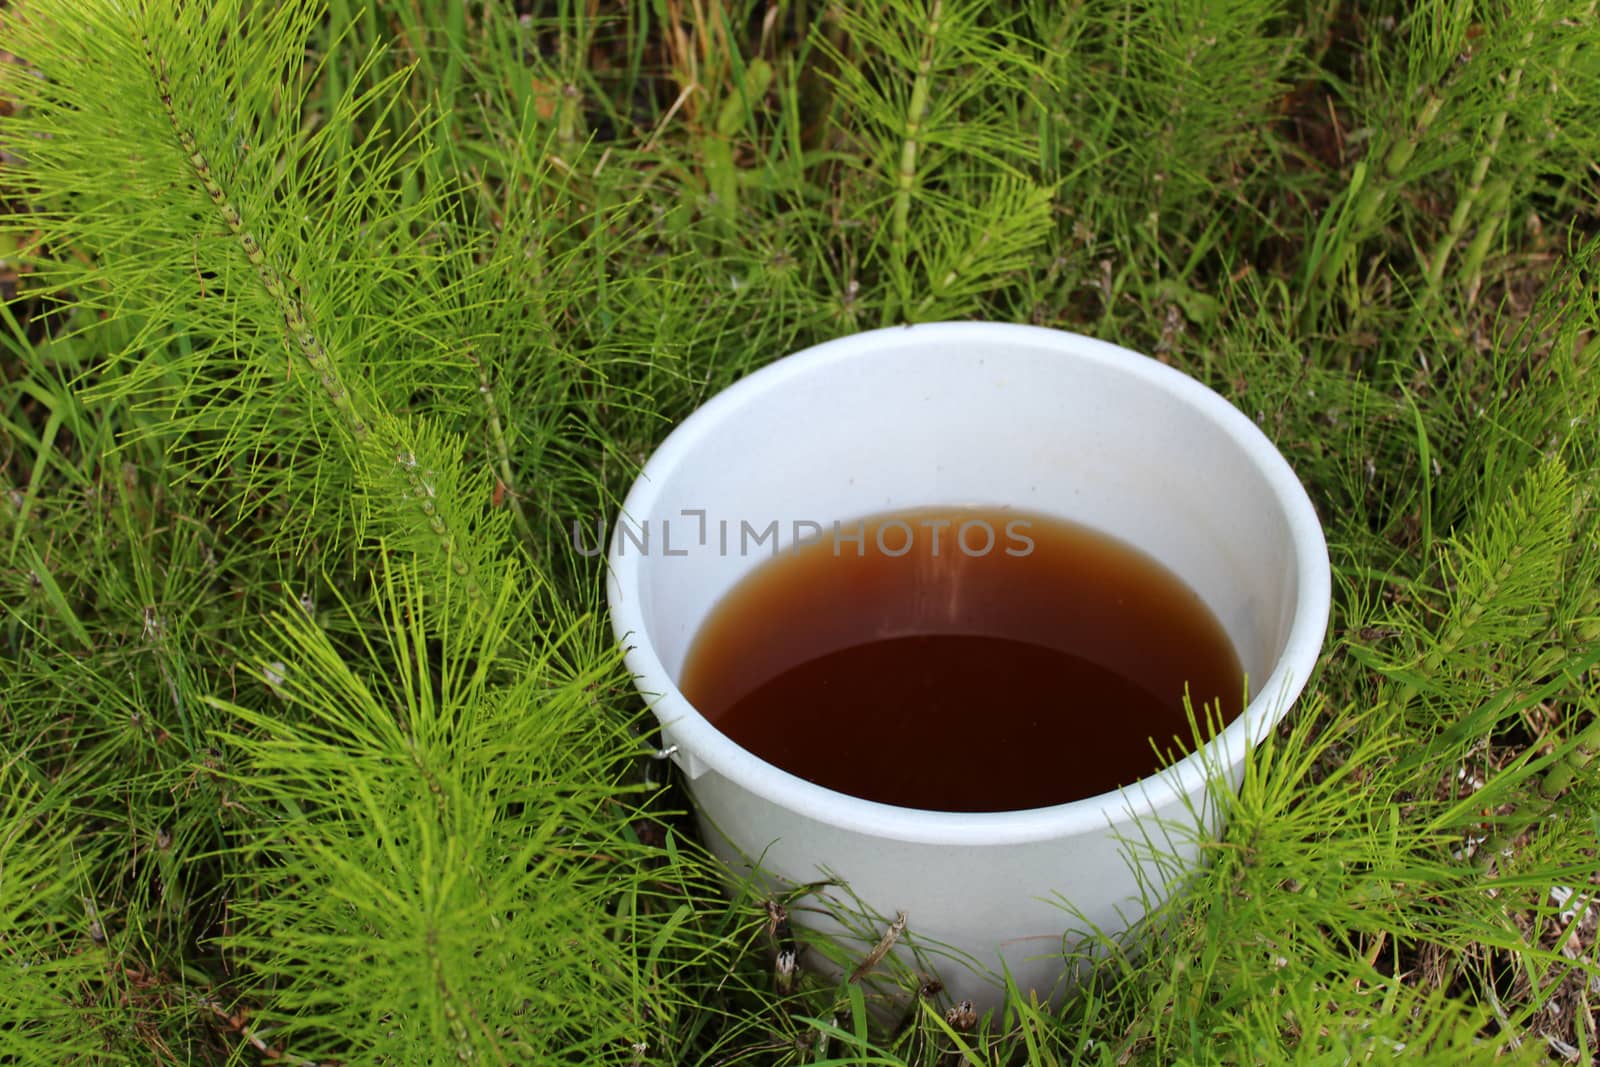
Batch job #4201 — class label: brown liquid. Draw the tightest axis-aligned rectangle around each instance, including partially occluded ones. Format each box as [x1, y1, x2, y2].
[678, 508, 1244, 812]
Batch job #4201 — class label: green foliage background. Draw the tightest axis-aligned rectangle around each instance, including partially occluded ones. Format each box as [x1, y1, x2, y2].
[1, 0, 1598, 1063]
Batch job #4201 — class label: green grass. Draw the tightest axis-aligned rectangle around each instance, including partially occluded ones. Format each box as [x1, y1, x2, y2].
[1, 0, 1597, 1062]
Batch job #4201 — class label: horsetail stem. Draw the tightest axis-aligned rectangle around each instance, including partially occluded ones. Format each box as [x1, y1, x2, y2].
[1423, 9, 1540, 302]
[142, 30, 482, 601]
[142, 33, 366, 435]
[1321, 94, 1445, 293]
[883, 0, 942, 327]
[468, 346, 537, 549]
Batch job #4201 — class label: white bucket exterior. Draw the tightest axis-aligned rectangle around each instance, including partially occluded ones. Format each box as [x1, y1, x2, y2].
[606, 323, 1330, 1005]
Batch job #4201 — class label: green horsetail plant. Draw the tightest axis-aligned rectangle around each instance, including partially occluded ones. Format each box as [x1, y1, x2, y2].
[134, 3, 498, 607]
[204, 560, 710, 1062]
[0, 1, 722, 1062]
[1301, 0, 1600, 324]
[815, 0, 1057, 326]
[0, 773, 106, 1063]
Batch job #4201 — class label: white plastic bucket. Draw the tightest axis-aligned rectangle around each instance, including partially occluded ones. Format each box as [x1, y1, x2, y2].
[606, 323, 1330, 1005]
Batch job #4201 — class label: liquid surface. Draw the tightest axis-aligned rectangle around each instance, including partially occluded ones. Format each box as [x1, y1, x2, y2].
[678, 508, 1244, 812]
